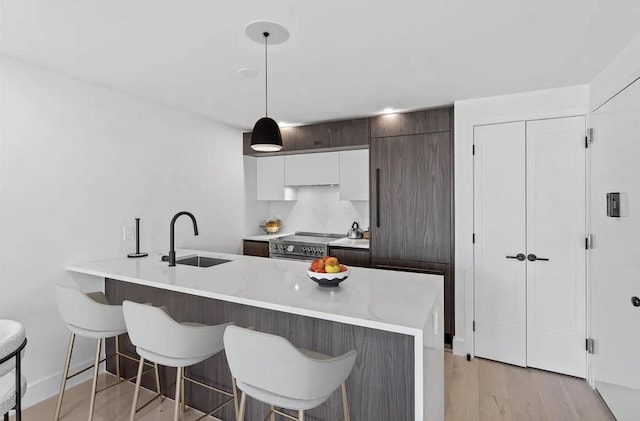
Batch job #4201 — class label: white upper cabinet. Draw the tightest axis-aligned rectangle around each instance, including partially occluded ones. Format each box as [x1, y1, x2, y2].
[256, 156, 297, 201]
[339, 149, 369, 201]
[284, 152, 339, 186]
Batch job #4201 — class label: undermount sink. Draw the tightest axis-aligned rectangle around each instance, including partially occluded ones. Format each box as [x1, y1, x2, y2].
[175, 256, 231, 268]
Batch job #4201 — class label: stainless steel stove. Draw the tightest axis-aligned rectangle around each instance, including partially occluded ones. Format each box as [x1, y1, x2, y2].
[269, 232, 344, 261]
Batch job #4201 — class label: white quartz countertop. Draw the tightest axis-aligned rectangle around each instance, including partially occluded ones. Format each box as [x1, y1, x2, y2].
[243, 232, 293, 241]
[243, 234, 370, 250]
[329, 238, 370, 249]
[66, 249, 441, 336]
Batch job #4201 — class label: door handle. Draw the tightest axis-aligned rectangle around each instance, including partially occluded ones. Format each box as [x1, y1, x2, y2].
[376, 168, 381, 228]
[527, 254, 549, 262]
[506, 253, 526, 261]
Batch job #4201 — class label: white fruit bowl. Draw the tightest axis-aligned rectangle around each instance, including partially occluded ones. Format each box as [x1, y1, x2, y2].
[307, 268, 350, 288]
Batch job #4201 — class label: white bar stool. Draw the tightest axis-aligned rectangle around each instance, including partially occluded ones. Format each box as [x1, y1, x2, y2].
[54, 285, 162, 421]
[122, 300, 238, 421]
[223, 326, 357, 421]
[0, 320, 27, 421]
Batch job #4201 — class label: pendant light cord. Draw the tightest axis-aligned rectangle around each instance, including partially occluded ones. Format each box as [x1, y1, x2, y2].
[264, 32, 269, 117]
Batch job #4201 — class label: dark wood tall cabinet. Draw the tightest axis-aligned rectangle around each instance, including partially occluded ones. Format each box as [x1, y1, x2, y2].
[369, 108, 455, 340]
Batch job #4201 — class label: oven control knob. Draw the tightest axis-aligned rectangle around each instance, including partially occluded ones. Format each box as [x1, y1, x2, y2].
[287, 245, 295, 252]
[302, 247, 307, 253]
[279, 245, 285, 250]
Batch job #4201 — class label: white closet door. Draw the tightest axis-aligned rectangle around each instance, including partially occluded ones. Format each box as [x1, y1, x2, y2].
[526, 116, 586, 378]
[474, 122, 527, 366]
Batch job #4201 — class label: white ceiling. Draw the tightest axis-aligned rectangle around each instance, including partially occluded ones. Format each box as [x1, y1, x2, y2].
[2, 0, 640, 129]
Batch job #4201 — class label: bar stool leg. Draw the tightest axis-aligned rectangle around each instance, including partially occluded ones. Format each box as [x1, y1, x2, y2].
[15, 348, 22, 421]
[238, 391, 247, 421]
[115, 335, 121, 380]
[298, 410, 305, 421]
[270, 405, 276, 421]
[54, 333, 75, 421]
[129, 357, 145, 421]
[231, 377, 239, 420]
[173, 367, 182, 421]
[341, 382, 350, 421]
[87, 338, 102, 421]
[154, 363, 163, 403]
[180, 368, 186, 414]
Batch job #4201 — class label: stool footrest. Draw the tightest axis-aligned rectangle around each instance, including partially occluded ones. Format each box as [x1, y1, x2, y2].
[181, 374, 236, 421]
[133, 392, 163, 413]
[270, 408, 302, 421]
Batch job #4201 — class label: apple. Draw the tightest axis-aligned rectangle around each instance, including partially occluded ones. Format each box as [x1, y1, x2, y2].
[310, 259, 325, 272]
[325, 257, 339, 267]
[325, 264, 341, 274]
[340, 265, 348, 272]
[314, 268, 327, 273]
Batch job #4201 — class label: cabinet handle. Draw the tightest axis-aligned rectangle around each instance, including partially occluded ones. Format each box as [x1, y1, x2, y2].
[527, 254, 549, 262]
[376, 168, 381, 228]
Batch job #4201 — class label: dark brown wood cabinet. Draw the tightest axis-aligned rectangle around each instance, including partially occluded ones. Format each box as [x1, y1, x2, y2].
[243, 123, 331, 156]
[243, 240, 270, 257]
[370, 132, 451, 263]
[327, 246, 370, 268]
[328, 118, 369, 149]
[280, 124, 330, 151]
[369, 107, 450, 138]
[370, 107, 455, 340]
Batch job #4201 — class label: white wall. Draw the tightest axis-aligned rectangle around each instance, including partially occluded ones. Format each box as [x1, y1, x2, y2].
[267, 186, 369, 236]
[591, 32, 640, 111]
[0, 58, 244, 406]
[243, 156, 271, 234]
[586, 31, 640, 418]
[453, 85, 590, 356]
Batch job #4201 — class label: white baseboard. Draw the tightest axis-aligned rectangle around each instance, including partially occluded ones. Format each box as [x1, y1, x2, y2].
[22, 358, 103, 409]
[452, 336, 469, 357]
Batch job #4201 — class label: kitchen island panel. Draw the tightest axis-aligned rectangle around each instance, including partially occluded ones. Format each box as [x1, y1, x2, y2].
[105, 278, 415, 421]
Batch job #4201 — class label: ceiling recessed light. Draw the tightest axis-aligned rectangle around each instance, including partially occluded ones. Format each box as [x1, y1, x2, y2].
[238, 68, 259, 78]
[279, 122, 302, 128]
[382, 108, 395, 114]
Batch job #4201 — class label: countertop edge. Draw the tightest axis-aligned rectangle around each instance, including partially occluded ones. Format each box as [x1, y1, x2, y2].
[65, 264, 424, 337]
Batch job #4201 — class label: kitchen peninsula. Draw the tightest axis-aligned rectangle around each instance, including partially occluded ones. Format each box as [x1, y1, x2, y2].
[66, 250, 443, 421]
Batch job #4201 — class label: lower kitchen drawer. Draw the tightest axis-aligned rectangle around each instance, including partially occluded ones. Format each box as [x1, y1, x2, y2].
[243, 240, 270, 257]
[328, 246, 370, 268]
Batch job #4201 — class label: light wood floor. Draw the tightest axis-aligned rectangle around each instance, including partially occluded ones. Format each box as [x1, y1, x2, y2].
[13, 374, 221, 421]
[445, 352, 614, 421]
[13, 352, 613, 420]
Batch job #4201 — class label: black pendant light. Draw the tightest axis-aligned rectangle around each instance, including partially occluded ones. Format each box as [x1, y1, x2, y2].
[251, 31, 283, 152]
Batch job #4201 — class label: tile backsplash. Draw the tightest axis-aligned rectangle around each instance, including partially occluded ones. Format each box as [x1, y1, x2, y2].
[269, 186, 369, 235]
